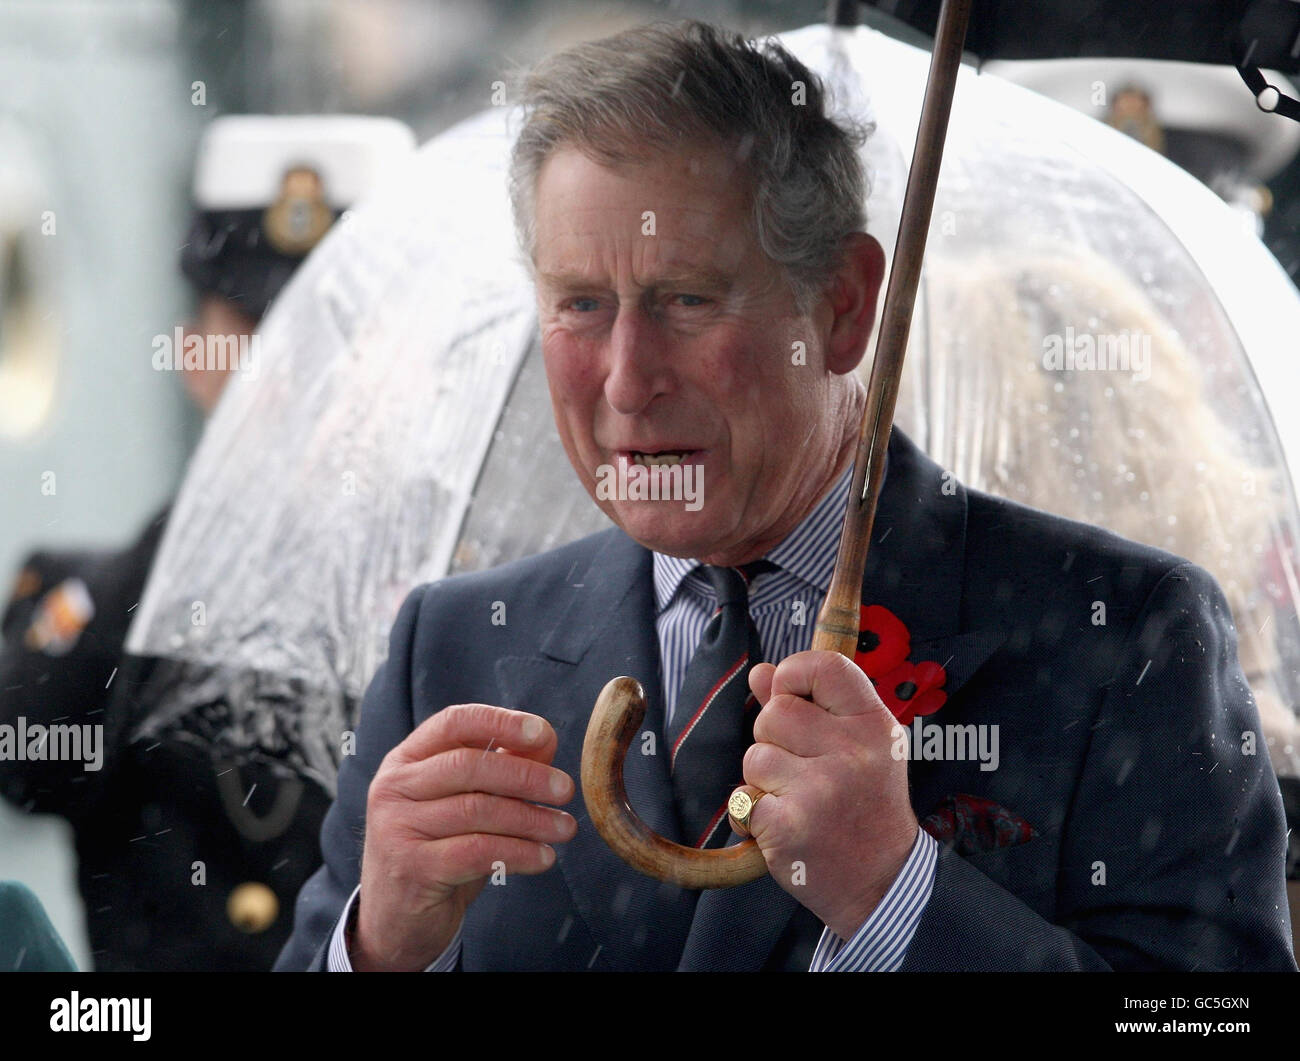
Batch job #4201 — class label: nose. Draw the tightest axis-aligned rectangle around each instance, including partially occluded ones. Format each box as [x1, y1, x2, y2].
[603, 305, 673, 415]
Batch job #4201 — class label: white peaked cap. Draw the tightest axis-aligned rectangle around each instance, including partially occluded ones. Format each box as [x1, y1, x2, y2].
[986, 58, 1300, 181]
[191, 115, 417, 210]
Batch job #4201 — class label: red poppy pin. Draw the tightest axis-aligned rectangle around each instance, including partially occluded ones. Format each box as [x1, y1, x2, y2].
[854, 604, 948, 725]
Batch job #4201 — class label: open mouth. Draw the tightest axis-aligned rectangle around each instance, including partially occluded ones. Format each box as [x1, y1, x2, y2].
[629, 450, 696, 467]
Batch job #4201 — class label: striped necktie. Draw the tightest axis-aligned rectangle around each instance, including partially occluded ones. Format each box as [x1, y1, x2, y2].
[669, 561, 775, 849]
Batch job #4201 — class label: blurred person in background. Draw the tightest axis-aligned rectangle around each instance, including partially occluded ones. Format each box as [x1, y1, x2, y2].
[0, 114, 415, 969]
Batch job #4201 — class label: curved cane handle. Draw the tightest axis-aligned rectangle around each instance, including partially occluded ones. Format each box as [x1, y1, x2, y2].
[579, 676, 768, 889]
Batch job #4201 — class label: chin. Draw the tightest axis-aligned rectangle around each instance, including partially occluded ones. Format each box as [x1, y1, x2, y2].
[607, 503, 722, 559]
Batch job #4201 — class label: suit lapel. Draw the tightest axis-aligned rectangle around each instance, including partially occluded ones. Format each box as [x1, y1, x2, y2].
[865, 428, 1008, 698]
[910, 629, 1007, 698]
[494, 530, 697, 970]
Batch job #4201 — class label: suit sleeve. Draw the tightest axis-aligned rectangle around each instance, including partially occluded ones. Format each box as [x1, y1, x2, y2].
[900, 561, 1297, 971]
[274, 586, 425, 972]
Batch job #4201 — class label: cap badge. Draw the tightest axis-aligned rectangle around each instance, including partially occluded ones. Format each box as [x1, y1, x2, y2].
[262, 166, 333, 256]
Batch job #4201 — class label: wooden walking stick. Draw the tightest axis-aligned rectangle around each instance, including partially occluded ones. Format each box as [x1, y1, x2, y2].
[580, 0, 974, 888]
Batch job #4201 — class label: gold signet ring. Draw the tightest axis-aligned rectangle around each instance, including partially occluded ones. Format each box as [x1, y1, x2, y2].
[728, 787, 766, 838]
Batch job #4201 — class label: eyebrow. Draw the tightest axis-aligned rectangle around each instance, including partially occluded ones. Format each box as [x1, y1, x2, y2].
[536, 268, 734, 293]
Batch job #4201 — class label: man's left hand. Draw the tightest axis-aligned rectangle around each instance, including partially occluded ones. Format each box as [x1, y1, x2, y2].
[744, 650, 918, 939]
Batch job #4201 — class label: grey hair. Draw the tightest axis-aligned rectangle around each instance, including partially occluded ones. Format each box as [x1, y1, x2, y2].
[507, 19, 871, 315]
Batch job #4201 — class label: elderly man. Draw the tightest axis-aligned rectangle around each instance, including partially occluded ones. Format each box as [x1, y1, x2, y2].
[276, 21, 1295, 972]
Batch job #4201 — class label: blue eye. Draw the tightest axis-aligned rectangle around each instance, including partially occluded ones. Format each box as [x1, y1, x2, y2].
[675, 294, 709, 307]
[569, 298, 600, 312]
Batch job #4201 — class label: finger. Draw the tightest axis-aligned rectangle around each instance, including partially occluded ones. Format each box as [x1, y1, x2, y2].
[393, 704, 558, 766]
[770, 650, 883, 718]
[407, 791, 578, 846]
[749, 662, 777, 706]
[752, 693, 835, 757]
[417, 834, 561, 888]
[742, 740, 805, 795]
[380, 744, 575, 806]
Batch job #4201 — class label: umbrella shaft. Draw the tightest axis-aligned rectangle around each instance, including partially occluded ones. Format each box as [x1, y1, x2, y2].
[814, 0, 973, 656]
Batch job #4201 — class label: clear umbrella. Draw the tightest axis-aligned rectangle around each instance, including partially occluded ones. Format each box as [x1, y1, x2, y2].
[126, 22, 1300, 795]
[123, 104, 610, 792]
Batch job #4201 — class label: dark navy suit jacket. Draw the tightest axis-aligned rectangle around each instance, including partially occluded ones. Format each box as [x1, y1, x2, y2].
[276, 428, 1296, 971]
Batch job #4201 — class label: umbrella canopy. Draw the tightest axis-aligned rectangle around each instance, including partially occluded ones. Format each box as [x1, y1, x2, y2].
[815, 20, 1300, 776]
[860, 0, 1300, 68]
[123, 107, 611, 789]
[126, 21, 1300, 792]
[857, 0, 1300, 120]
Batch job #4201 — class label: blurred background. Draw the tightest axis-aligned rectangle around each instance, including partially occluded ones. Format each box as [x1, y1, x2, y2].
[2, 0, 1298, 969]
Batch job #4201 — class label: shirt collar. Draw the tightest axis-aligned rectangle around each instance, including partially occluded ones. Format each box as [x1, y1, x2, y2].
[652, 459, 862, 613]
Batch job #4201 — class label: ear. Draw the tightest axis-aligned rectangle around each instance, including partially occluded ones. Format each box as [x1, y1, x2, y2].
[823, 232, 886, 376]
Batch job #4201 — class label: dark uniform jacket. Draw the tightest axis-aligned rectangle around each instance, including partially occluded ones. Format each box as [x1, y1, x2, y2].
[0, 507, 328, 971]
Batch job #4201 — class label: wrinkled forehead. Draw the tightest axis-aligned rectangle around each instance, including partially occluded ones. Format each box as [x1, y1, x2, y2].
[531, 142, 763, 285]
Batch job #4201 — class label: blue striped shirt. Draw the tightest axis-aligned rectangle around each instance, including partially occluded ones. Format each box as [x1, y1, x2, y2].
[331, 457, 937, 971]
[655, 465, 853, 729]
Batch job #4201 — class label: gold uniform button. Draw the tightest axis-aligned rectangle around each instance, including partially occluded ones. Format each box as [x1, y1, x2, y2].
[227, 882, 279, 934]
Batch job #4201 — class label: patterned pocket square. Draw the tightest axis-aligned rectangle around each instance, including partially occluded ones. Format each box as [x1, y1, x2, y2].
[921, 793, 1036, 855]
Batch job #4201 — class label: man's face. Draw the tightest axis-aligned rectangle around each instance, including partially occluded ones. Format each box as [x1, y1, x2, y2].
[181, 295, 259, 416]
[533, 143, 868, 565]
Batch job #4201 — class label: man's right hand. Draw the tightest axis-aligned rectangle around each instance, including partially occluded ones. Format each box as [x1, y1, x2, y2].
[351, 704, 577, 971]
